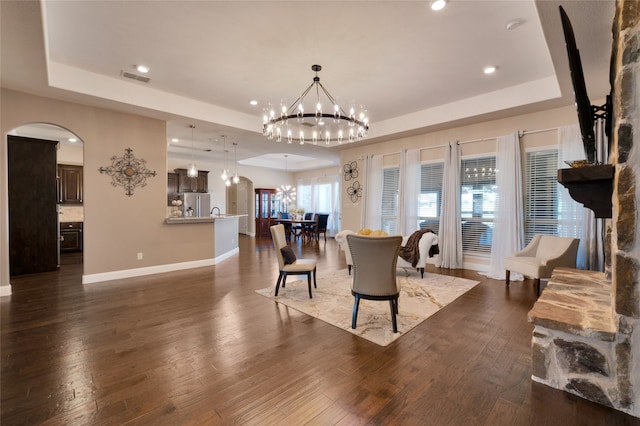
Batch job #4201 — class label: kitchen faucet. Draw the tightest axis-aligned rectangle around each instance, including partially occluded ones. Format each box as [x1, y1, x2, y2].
[211, 206, 221, 216]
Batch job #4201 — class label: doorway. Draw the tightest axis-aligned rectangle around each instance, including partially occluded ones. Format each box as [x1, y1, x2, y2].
[226, 176, 252, 235]
[7, 123, 84, 275]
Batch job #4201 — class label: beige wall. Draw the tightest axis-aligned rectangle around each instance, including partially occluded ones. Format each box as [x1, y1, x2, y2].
[1, 89, 214, 289]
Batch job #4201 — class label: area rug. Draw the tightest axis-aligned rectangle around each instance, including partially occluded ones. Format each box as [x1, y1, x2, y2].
[255, 268, 479, 346]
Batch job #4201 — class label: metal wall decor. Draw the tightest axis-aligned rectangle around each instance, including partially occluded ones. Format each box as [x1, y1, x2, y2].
[344, 161, 361, 203]
[347, 181, 362, 203]
[98, 148, 157, 196]
[343, 161, 359, 181]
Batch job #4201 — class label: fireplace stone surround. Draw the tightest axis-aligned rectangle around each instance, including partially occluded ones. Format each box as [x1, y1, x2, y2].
[528, 1, 639, 417]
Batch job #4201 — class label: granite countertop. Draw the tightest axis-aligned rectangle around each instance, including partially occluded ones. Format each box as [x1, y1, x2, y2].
[165, 214, 246, 224]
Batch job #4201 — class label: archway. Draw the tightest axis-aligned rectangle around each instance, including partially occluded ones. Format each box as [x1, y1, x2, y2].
[226, 175, 253, 235]
[7, 123, 84, 276]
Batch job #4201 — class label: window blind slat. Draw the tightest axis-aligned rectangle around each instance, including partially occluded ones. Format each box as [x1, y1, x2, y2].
[418, 163, 443, 234]
[381, 167, 399, 234]
[460, 157, 496, 254]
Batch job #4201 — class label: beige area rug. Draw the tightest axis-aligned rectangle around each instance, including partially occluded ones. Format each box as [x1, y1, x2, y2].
[255, 268, 479, 346]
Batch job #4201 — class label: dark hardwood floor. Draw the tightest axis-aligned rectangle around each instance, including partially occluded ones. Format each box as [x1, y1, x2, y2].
[2, 236, 638, 425]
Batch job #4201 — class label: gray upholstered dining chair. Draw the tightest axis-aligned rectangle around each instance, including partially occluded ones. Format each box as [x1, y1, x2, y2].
[270, 224, 317, 298]
[347, 234, 403, 333]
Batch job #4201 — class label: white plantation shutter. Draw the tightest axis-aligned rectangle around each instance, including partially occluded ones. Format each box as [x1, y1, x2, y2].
[460, 156, 497, 254]
[419, 162, 444, 234]
[525, 149, 559, 244]
[381, 167, 399, 234]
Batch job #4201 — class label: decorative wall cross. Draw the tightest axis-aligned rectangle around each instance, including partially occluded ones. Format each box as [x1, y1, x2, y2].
[98, 148, 157, 196]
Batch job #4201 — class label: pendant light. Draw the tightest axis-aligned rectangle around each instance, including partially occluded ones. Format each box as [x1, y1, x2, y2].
[187, 124, 198, 178]
[220, 135, 231, 186]
[232, 142, 240, 184]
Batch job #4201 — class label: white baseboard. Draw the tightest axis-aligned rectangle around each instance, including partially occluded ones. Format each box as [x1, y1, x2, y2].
[0, 285, 12, 297]
[82, 257, 221, 285]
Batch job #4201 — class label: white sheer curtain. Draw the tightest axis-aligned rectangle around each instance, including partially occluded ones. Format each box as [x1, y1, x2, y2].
[558, 124, 590, 269]
[437, 142, 463, 268]
[362, 154, 383, 229]
[296, 175, 341, 236]
[481, 132, 524, 280]
[399, 148, 420, 235]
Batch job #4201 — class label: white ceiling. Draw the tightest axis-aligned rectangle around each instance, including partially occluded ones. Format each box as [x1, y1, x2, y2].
[0, 0, 615, 171]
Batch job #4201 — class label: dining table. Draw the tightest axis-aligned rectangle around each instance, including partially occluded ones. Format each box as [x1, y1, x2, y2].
[276, 218, 317, 242]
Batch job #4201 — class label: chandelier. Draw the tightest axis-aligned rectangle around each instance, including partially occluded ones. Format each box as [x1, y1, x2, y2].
[262, 65, 369, 145]
[276, 155, 296, 206]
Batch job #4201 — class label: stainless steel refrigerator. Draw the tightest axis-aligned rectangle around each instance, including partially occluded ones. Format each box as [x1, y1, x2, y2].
[179, 193, 211, 217]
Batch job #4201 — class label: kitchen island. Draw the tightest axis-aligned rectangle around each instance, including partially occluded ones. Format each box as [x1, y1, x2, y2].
[165, 214, 246, 262]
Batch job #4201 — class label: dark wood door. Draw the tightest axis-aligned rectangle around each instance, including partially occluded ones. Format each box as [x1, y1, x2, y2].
[8, 136, 59, 275]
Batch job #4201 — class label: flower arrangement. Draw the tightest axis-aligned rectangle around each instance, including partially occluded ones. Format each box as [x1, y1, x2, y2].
[288, 206, 305, 220]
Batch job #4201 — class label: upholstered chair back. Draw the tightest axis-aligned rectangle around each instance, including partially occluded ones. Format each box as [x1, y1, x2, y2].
[347, 234, 402, 297]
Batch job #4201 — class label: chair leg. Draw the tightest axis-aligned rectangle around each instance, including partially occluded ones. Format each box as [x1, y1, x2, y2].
[275, 272, 284, 296]
[282, 273, 287, 288]
[389, 299, 398, 333]
[418, 267, 424, 278]
[535, 278, 540, 297]
[307, 273, 313, 299]
[348, 265, 352, 275]
[352, 294, 361, 329]
[505, 270, 511, 286]
[313, 267, 317, 288]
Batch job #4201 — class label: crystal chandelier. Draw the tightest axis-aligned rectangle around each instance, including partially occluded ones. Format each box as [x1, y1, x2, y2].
[262, 65, 369, 145]
[276, 155, 296, 207]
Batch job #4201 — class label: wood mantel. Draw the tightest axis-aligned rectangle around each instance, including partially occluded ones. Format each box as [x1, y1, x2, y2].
[557, 164, 614, 218]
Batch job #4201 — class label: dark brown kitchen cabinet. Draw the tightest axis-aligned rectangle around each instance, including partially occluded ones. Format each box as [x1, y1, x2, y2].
[58, 164, 83, 204]
[167, 172, 179, 206]
[60, 222, 83, 252]
[174, 169, 209, 193]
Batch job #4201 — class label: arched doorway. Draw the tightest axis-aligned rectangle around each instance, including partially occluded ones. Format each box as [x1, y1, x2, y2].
[7, 123, 84, 276]
[226, 176, 253, 235]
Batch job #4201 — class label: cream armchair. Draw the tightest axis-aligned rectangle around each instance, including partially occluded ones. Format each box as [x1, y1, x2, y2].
[335, 230, 438, 278]
[504, 234, 580, 295]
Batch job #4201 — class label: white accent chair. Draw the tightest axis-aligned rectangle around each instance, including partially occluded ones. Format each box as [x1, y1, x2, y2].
[335, 230, 439, 278]
[504, 234, 580, 295]
[270, 224, 317, 298]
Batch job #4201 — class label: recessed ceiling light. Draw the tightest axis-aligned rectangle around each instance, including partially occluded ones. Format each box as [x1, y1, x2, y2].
[171, 138, 179, 143]
[483, 66, 497, 74]
[249, 100, 258, 106]
[68, 138, 77, 143]
[136, 65, 150, 73]
[431, 0, 447, 11]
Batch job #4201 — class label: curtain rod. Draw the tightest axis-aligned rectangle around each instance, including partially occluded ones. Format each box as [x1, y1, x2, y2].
[418, 126, 561, 152]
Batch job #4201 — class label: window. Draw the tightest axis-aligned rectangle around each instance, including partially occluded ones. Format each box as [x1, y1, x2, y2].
[418, 162, 443, 234]
[525, 149, 559, 244]
[381, 167, 399, 234]
[296, 176, 341, 234]
[460, 157, 496, 254]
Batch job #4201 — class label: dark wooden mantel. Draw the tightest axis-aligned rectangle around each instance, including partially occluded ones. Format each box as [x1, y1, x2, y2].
[557, 164, 614, 218]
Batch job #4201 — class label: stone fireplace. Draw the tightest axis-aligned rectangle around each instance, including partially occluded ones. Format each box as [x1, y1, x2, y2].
[528, 0, 639, 417]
